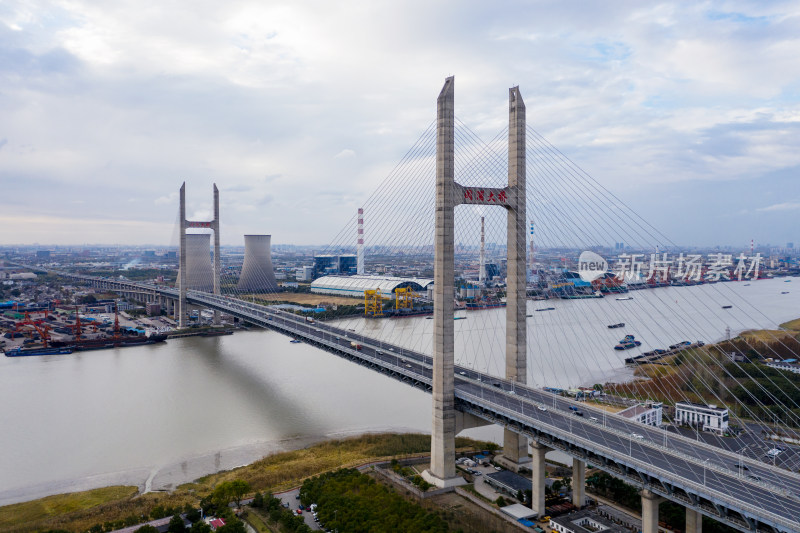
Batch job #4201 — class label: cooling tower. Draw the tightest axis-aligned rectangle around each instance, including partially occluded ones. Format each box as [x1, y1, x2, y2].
[179, 233, 214, 291]
[237, 235, 279, 291]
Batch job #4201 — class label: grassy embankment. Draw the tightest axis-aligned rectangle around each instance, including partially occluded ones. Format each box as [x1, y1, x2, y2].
[605, 318, 800, 423]
[0, 433, 492, 533]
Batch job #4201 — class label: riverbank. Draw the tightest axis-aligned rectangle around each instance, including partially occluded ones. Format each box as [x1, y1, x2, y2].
[0, 427, 424, 508]
[604, 316, 800, 414]
[0, 432, 494, 533]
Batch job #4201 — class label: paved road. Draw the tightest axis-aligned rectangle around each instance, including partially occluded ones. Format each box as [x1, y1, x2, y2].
[59, 276, 800, 532]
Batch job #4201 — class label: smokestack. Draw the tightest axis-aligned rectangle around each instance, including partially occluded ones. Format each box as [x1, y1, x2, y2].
[237, 235, 279, 291]
[179, 233, 214, 291]
[357, 207, 365, 275]
[529, 220, 534, 281]
[479, 216, 486, 282]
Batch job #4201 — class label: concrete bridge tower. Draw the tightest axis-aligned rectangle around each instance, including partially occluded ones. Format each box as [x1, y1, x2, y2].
[423, 77, 529, 488]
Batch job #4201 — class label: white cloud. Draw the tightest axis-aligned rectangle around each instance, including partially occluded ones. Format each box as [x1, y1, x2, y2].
[334, 149, 356, 159]
[757, 202, 800, 212]
[1, 0, 799, 245]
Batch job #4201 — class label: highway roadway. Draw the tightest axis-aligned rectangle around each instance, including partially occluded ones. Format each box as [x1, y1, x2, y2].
[56, 276, 800, 532]
[184, 290, 800, 532]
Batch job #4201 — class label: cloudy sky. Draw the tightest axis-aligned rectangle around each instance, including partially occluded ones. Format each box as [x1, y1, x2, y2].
[1, 0, 799, 247]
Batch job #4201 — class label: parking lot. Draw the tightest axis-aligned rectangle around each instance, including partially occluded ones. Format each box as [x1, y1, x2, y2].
[275, 487, 321, 531]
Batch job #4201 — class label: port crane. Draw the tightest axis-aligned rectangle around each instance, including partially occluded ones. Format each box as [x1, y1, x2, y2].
[14, 311, 52, 348]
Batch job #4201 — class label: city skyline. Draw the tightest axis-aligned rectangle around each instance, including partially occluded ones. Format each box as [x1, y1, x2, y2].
[1, 1, 799, 246]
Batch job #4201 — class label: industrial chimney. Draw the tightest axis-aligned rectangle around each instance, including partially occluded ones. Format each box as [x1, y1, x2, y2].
[237, 235, 279, 291]
[479, 216, 486, 283]
[179, 233, 214, 291]
[357, 208, 365, 275]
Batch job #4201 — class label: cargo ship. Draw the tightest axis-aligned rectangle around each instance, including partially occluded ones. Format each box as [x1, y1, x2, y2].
[51, 334, 168, 351]
[4, 346, 74, 357]
[466, 301, 506, 310]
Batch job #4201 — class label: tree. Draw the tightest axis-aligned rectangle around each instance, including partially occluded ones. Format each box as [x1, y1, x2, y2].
[168, 514, 186, 533]
[213, 481, 234, 506]
[190, 522, 211, 533]
[251, 491, 264, 508]
[135, 527, 159, 533]
[229, 479, 250, 507]
[496, 496, 507, 507]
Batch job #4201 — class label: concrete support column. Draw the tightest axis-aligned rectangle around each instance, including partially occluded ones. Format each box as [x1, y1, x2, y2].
[531, 442, 549, 517]
[423, 76, 460, 489]
[178, 183, 187, 329]
[686, 508, 703, 533]
[503, 86, 529, 466]
[572, 458, 585, 508]
[212, 184, 221, 326]
[641, 489, 664, 533]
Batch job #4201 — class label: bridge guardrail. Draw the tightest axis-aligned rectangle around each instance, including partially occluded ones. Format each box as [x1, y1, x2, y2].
[457, 389, 800, 531]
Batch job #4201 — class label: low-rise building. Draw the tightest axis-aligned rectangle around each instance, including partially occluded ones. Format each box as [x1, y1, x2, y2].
[484, 470, 531, 499]
[618, 401, 663, 427]
[550, 510, 628, 533]
[675, 401, 729, 435]
[766, 360, 800, 375]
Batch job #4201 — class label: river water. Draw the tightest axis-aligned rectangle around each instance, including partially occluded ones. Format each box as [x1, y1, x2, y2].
[1, 277, 797, 505]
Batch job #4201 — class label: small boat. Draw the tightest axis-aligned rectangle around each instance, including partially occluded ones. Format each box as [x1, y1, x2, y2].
[744, 283, 751, 286]
[454, 316, 466, 320]
[616, 296, 633, 301]
[290, 339, 302, 344]
[536, 307, 555, 312]
[607, 323, 625, 329]
[614, 340, 641, 350]
[785, 279, 792, 282]
[722, 305, 733, 309]
[526, 314, 533, 317]
[425, 316, 433, 320]
[620, 335, 636, 343]
[781, 291, 789, 295]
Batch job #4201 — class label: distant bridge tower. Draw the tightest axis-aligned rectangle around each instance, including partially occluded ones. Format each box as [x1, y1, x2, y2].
[178, 183, 221, 328]
[423, 77, 529, 489]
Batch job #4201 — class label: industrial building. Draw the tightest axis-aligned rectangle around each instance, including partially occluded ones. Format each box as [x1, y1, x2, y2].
[312, 254, 357, 278]
[310, 275, 434, 299]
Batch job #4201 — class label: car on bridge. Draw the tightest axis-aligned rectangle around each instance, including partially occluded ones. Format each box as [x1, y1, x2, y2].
[537, 406, 547, 412]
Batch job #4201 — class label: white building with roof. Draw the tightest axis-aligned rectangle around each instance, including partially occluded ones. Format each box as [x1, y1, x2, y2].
[310, 275, 434, 299]
[618, 401, 663, 427]
[675, 402, 729, 435]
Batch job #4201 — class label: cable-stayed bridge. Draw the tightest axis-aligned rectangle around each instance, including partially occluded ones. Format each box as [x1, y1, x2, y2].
[50, 77, 800, 533]
[56, 274, 800, 533]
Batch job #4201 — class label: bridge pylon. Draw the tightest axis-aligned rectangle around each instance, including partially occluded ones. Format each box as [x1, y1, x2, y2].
[422, 77, 530, 488]
[178, 183, 221, 328]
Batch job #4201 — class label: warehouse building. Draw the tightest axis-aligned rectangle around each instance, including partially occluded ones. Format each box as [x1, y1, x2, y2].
[310, 275, 434, 299]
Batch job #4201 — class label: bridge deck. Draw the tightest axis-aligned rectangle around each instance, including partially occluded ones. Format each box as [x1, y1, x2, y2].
[64, 275, 800, 532]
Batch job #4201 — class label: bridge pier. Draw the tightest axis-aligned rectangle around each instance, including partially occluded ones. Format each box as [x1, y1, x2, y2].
[572, 457, 585, 508]
[531, 441, 549, 517]
[641, 489, 664, 533]
[686, 508, 702, 533]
